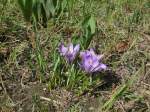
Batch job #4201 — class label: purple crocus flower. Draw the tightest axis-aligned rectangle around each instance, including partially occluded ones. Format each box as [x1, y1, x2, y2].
[80, 49, 107, 73]
[59, 43, 80, 63]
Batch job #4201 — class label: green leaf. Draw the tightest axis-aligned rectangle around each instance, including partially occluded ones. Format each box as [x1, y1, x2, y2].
[18, 0, 69, 26]
[82, 15, 96, 34]
[61, 0, 67, 11]
[81, 15, 96, 49]
[32, 0, 42, 22]
[88, 16, 96, 34]
[47, 0, 55, 16]
[18, 0, 33, 22]
[24, 0, 33, 21]
[17, 0, 25, 9]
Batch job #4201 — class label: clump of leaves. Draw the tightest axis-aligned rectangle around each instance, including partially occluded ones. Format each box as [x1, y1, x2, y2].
[17, 0, 68, 27]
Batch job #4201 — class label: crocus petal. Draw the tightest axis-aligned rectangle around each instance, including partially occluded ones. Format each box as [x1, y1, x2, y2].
[66, 54, 74, 62]
[92, 60, 99, 69]
[90, 57, 100, 72]
[97, 54, 104, 60]
[80, 51, 88, 60]
[99, 63, 107, 70]
[92, 65, 102, 72]
[59, 43, 68, 56]
[93, 63, 107, 72]
[68, 43, 74, 53]
[74, 44, 80, 53]
[89, 48, 103, 60]
[89, 48, 95, 54]
[82, 56, 92, 72]
[80, 51, 85, 58]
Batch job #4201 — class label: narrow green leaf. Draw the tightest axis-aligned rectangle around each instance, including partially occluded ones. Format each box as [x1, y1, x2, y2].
[18, 0, 33, 22]
[24, 0, 33, 21]
[89, 16, 96, 34]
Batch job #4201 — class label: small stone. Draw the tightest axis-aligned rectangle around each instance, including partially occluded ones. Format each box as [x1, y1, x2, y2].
[43, 88, 46, 91]
[89, 107, 94, 110]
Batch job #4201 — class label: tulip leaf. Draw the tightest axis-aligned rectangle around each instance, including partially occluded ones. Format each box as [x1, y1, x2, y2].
[61, 0, 67, 11]
[81, 15, 96, 49]
[82, 15, 96, 34]
[47, 0, 56, 16]
[88, 16, 96, 34]
[18, 0, 68, 27]
[18, 0, 33, 22]
[32, 0, 42, 22]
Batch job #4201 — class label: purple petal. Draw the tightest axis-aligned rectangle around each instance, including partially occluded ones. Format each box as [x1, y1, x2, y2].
[83, 56, 95, 73]
[80, 51, 88, 60]
[92, 60, 99, 69]
[59, 43, 67, 56]
[97, 54, 103, 60]
[66, 54, 74, 63]
[72, 44, 80, 58]
[93, 63, 107, 72]
[89, 48, 95, 54]
[74, 44, 80, 53]
[99, 63, 107, 70]
[92, 66, 102, 72]
[89, 48, 103, 60]
[80, 51, 84, 58]
[68, 43, 74, 53]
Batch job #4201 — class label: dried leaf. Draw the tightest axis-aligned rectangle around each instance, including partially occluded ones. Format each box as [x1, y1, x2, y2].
[115, 39, 131, 53]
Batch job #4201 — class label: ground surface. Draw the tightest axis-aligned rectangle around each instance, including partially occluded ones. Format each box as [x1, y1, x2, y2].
[0, 0, 150, 112]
